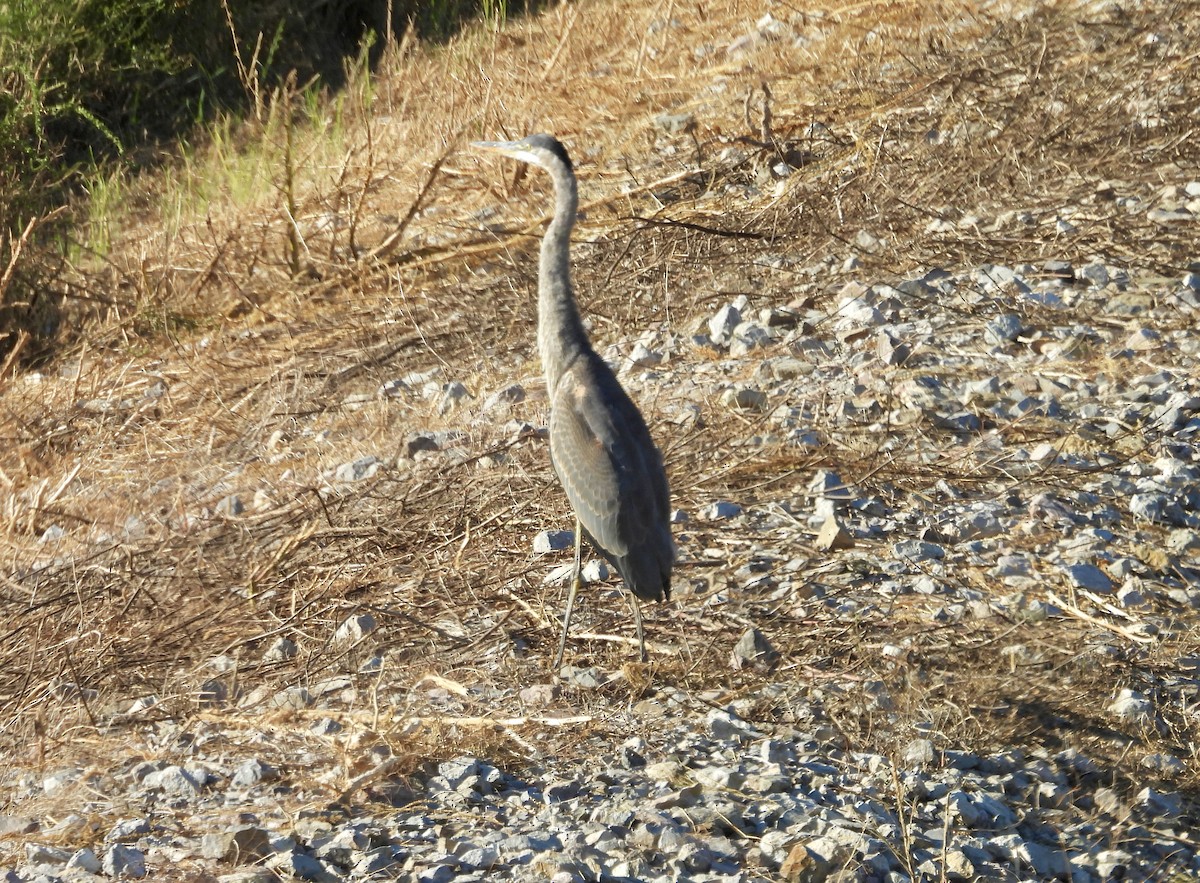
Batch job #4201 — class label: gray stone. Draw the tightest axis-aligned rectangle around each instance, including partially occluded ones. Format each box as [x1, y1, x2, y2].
[893, 540, 945, 561]
[203, 827, 273, 863]
[334, 455, 381, 482]
[709, 304, 742, 344]
[904, 738, 935, 767]
[438, 381, 471, 414]
[1107, 689, 1154, 725]
[142, 765, 202, 797]
[1062, 562, 1113, 593]
[876, 331, 911, 366]
[1016, 839, 1070, 878]
[534, 530, 575, 553]
[693, 766, 745, 791]
[730, 628, 778, 672]
[217, 494, 244, 516]
[458, 845, 499, 869]
[701, 501, 743, 521]
[0, 815, 37, 836]
[269, 850, 338, 881]
[420, 865, 460, 883]
[25, 842, 72, 864]
[942, 847, 976, 881]
[719, 386, 768, 410]
[333, 612, 377, 646]
[107, 818, 151, 841]
[729, 322, 773, 357]
[263, 637, 298, 663]
[1136, 786, 1182, 818]
[65, 848, 102, 874]
[984, 313, 1024, 344]
[231, 759, 277, 789]
[483, 383, 526, 410]
[438, 757, 481, 789]
[103, 844, 147, 878]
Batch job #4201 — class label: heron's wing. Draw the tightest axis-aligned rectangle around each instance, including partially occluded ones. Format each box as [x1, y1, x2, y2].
[548, 358, 664, 560]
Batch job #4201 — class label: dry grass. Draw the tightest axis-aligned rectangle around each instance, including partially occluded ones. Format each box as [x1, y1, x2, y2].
[2, 0, 1200, 838]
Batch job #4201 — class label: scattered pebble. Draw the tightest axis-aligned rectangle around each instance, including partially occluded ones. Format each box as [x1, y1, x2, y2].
[984, 313, 1025, 344]
[533, 530, 575, 553]
[333, 613, 377, 647]
[431, 383, 468, 417]
[482, 383, 526, 411]
[1107, 689, 1156, 726]
[333, 456, 381, 482]
[103, 844, 146, 878]
[729, 628, 779, 671]
[719, 386, 767, 410]
[815, 518, 854, 551]
[708, 303, 742, 344]
[700, 501, 743, 521]
[1062, 562, 1114, 593]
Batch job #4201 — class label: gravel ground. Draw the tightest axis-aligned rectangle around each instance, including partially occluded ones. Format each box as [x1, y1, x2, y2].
[4, 253, 1199, 881]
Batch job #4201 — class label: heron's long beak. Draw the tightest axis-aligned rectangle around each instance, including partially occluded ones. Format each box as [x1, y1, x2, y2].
[470, 140, 523, 155]
[470, 140, 544, 168]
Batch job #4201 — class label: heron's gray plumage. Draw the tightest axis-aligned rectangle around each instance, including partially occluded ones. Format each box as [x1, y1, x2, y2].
[551, 353, 672, 602]
[471, 133, 673, 664]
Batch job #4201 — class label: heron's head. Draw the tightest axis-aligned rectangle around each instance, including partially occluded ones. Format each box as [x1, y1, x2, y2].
[470, 134, 574, 173]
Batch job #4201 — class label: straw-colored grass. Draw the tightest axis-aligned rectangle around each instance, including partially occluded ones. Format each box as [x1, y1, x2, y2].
[2, 0, 1199, 841]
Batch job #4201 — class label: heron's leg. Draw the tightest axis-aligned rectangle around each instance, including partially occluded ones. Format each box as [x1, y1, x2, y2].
[630, 595, 647, 662]
[553, 517, 584, 670]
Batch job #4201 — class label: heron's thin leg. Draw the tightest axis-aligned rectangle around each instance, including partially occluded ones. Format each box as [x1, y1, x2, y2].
[630, 594, 647, 662]
[553, 518, 584, 670]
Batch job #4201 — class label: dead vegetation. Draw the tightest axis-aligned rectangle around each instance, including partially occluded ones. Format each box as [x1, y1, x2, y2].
[2, 0, 1199, 835]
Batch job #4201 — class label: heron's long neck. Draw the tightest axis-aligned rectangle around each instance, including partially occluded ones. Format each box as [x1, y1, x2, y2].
[537, 165, 589, 394]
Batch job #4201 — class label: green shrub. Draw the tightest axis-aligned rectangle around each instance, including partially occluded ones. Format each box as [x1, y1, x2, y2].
[1, 0, 201, 357]
[0, 0, 530, 362]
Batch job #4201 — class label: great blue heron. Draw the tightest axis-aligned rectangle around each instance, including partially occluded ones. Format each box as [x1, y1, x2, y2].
[471, 134, 674, 667]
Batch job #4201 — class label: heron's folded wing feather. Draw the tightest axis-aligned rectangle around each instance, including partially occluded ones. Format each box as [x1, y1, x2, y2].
[549, 362, 661, 559]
